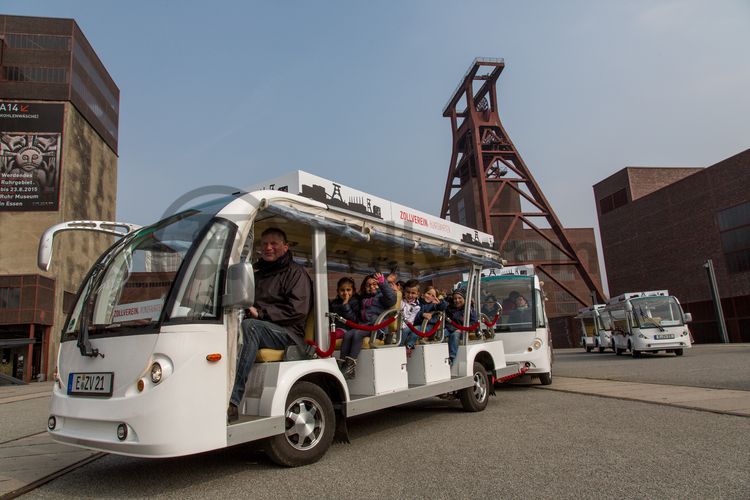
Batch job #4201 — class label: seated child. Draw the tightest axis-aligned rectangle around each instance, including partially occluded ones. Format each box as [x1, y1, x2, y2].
[329, 277, 360, 341]
[404, 285, 448, 357]
[398, 279, 422, 354]
[339, 272, 397, 379]
[445, 289, 477, 366]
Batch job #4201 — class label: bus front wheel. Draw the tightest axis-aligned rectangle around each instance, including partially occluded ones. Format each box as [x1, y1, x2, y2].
[265, 381, 335, 467]
[460, 362, 489, 412]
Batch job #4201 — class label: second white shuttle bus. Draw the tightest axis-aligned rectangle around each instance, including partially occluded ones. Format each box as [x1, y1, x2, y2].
[604, 290, 693, 357]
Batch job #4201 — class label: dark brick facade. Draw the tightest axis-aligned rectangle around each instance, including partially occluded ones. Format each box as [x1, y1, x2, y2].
[594, 149, 750, 342]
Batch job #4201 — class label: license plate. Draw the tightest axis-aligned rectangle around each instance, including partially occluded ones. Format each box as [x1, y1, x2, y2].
[68, 372, 114, 397]
[654, 334, 675, 340]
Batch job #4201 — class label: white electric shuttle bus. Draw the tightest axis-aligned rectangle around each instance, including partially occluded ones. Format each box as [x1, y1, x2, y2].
[472, 265, 552, 385]
[575, 304, 614, 353]
[39, 171, 519, 466]
[604, 290, 693, 357]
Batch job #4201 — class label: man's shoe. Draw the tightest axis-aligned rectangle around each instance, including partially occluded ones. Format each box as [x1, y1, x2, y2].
[227, 403, 239, 423]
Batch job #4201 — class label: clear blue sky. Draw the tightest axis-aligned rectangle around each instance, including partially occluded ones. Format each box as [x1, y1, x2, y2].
[4, 1, 750, 288]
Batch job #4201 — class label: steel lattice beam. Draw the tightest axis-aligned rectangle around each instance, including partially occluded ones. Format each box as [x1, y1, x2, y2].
[440, 58, 606, 306]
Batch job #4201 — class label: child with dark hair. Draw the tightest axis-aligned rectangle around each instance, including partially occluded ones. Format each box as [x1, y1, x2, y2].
[399, 279, 422, 356]
[338, 272, 397, 379]
[481, 294, 502, 319]
[329, 277, 360, 340]
[409, 285, 448, 356]
[445, 289, 477, 366]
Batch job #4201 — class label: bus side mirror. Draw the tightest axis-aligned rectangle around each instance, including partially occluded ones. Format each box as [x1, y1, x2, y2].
[684, 312, 692, 323]
[224, 262, 255, 308]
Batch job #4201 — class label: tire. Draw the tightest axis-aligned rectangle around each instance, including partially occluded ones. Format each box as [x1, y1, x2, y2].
[632, 349, 641, 358]
[538, 372, 552, 385]
[674, 348, 684, 356]
[598, 346, 605, 353]
[265, 381, 335, 467]
[615, 344, 623, 356]
[585, 345, 592, 353]
[460, 362, 490, 412]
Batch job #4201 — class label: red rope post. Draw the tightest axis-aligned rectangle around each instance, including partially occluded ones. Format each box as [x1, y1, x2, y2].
[305, 329, 338, 358]
[482, 312, 501, 328]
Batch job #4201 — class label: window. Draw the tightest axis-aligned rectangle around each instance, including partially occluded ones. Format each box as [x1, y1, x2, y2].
[718, 202, 750, 273]
[73, 42, 119, 112]
[6, 33, 71, 51]
[599, 188, 628, 215]
[0, 287, 21, 309]
[3, 66, 68, 83]
[71, 73, 118, 139]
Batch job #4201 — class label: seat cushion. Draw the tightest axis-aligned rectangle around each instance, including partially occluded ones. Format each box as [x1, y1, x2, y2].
[256, 348, 285, 362]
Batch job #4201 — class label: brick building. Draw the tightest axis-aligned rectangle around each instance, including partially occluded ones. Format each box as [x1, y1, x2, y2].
[594, 149, 750, 343]
[0, 15, 118, 382]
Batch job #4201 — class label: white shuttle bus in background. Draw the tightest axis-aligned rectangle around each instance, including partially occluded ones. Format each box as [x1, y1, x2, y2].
[39, 171, 519, 466]
[475, 265, 553, 385]
[604, 290, 693, 357]
[575, 304, 614, 353]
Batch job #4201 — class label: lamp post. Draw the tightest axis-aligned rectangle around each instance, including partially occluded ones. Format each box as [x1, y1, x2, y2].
[703, 259, 729, 343]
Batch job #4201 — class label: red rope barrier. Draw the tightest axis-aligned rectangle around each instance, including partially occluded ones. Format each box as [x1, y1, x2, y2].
[482, 312, 501, 328]
[305, 330, 337, 358]
[497, 365, 530, 383]
[447, 318, 481, 332]
[342, 315, 397, 332]
[405, 320, 441, 338]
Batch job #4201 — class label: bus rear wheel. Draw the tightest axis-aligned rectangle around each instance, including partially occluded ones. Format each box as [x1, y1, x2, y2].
[460, 362, 489, 412]
[265, 381, 335, 467]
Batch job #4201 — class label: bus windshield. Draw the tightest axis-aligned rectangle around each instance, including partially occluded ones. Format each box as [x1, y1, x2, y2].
[632, 296, 685, 329]
[597, 312, 612, 331]
[480, 275, 536, 332]
[64, 197, 236, 339]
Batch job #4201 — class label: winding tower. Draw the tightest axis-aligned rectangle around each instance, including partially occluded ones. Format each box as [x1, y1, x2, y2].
[440, 58, 605, 314]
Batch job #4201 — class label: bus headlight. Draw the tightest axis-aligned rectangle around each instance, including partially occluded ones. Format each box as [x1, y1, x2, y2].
[531, 338, 543, 350]
[150, 363, 162, 384]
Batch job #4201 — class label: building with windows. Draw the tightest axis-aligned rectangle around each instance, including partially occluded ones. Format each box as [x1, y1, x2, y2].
[593, 149, 750, 342]
[0, 15, 118, 382]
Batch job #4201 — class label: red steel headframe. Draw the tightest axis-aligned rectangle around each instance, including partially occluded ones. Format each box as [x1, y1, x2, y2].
[440, 58, 606, 306]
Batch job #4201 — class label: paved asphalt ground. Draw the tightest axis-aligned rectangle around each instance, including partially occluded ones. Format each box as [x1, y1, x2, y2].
[552, 343, 750, 391]
[12, 344, 750, 499]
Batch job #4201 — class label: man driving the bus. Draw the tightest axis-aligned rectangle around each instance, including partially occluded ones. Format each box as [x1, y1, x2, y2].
[228, 227, 313, 423]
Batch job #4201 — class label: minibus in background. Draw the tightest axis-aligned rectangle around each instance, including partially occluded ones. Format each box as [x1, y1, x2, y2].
[475, 265, 552, 385]
[604, 290, 693, 357]
[575, 304, 614, 353]
[39, 171, 520, 466]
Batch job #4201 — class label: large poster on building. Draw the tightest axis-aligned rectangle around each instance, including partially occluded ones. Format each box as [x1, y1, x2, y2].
[0, 102, 64, 211]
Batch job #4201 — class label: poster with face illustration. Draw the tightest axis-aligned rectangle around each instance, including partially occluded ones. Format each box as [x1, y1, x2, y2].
[0, 102, 64, 211]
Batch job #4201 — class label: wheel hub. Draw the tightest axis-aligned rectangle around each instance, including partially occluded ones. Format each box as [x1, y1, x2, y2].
[285, 398, 324, 450]
[473, 372, 487, 402]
